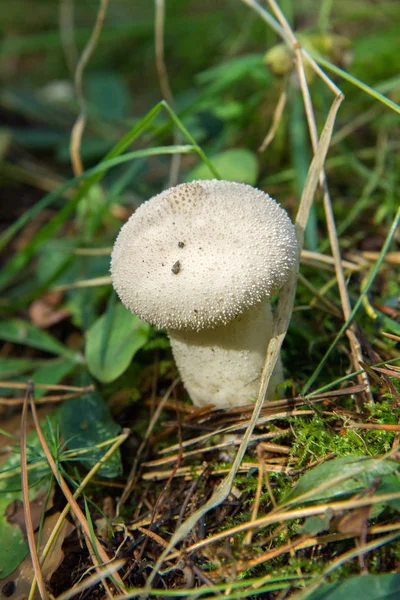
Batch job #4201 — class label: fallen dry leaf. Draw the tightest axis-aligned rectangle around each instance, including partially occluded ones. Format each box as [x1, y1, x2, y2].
[0, 512, 74, 600]
[29, 291, 70, 329]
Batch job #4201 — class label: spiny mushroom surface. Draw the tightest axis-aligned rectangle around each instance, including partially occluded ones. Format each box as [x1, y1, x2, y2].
[111, 180, 298, 409]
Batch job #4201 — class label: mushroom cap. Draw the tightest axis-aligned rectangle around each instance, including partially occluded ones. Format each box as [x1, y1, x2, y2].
[111, 180, 298, 331]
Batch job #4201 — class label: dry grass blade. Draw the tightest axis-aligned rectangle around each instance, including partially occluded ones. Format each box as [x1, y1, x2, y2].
[0, 382, 94, 392]
[382, 332, 400, 343]
[143, 433, 289, 468]
[0, 390, 91, 406]
[142, 462, 291, 482]
[267, 0, 371, 406]
[259, 85, 287, 151]
[20, 381, 49, 600]
[239, 534, 310, 571]
[53, 275, 112, 291]
[301, 250, 359, 271]
[244, 444, 266, 546]
[74, 247, 113, 255]
[27, 383, 127, 595]
[156, 385, 362, 456]
[117, 378, 180, 513]
[347, 423, 400, 432]
[167, 491, 400, 560]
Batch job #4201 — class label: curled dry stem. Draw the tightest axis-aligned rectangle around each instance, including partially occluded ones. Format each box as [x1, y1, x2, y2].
[70, 0, 109, 177]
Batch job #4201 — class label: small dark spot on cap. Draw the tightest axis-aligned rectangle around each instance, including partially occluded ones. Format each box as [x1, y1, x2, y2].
[171, 260, 181, 274]
[178, 241, 185, 248]
[2, 581, 16, 597]
[194, 309, 198, 313]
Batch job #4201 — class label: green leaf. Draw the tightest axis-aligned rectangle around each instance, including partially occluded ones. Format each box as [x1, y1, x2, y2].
[0, 503, 29, 579]
[86, 302, 151, 383]
[0, 358, 76, 399]
[0, 357, 43, 379]
[31, 360, 77, 398]
[0, 418, 56, 579]
[186, 148, 258, 185]
[286, 456, 399, 504]
[300, 511, 333, 536]
[302, 573, 400, 600]
[59, 391, 122, 478]
[373, 474, 400, 515]
[0, 319, 79, 361]
[86, 71, 130, 120]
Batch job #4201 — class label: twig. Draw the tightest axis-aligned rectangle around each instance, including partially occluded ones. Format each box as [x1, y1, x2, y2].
[20, 381, 49, 600]
[0, 382, 94, 392]
[347, 423, 400, 432]
[244, 444, 265, 545]
[117, 379, 180, 513]
[0, 390, 90, 406]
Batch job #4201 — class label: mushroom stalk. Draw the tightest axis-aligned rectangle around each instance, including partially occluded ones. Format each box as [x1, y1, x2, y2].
[168, 301, 282, 409]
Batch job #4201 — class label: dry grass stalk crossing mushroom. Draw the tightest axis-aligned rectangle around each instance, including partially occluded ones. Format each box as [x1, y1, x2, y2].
[111, 180, 297, 409]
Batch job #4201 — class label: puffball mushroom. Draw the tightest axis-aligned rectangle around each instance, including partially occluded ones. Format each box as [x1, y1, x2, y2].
[111, 180, 297, 409]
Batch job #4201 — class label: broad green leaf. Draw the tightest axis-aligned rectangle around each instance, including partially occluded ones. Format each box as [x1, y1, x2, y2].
[0, 357, 43, 379]
[31, 360, 77, 398]
[286, 456, 399, 504]
[86, 302, 150, 383]
[373, 474, 400, 515]
[300, 512, 333, 536]
[35, 239, 77, 285]
[0, 501, 29, 579]
[0, 358, 76, 399]
[186, 149, 258, 185]
[86, 71, 130, 120]
[13, 127, 66, 149]
[59, 391, 121, 478]
[302, 573, 400, 600]
[300, 474, 400, 531]
[0, 319, 79, 361]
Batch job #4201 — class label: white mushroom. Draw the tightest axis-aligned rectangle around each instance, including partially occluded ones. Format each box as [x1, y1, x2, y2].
[111, 180, 297, 409]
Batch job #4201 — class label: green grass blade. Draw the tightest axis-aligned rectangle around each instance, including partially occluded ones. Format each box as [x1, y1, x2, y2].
[308, 51, 400, 115]
[302, 207, 400, 394]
